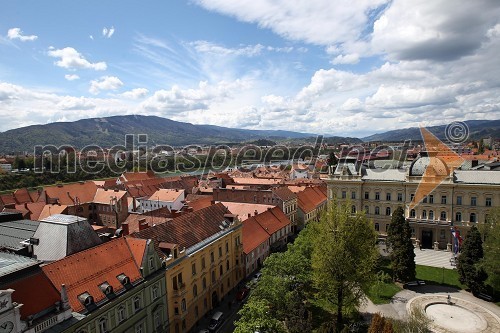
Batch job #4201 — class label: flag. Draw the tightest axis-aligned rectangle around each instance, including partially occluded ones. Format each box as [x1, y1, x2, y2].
[451, 227, 461, 254]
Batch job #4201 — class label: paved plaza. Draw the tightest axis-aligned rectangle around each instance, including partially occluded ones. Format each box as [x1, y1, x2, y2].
[414, 248, 457, 269]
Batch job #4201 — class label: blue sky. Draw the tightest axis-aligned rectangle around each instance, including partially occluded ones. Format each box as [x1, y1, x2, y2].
[1, 0, 500, 137]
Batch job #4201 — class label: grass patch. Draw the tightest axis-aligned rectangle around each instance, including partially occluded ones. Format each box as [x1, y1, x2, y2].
[366, 282, 402, 304]
[416, 265, 464, 289]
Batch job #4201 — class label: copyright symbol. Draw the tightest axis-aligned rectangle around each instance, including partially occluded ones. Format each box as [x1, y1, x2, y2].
[445, 121, 469, 144]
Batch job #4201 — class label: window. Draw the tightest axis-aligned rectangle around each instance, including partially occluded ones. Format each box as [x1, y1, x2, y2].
[202, 277, 207, 290]
[440, 229, 445, 239]
[210, 251, 214, 263]
[385, 207, 391, 216]
[410, 193, 415, 201]
[486, 197, 492, 207]
[98, 318, 107, 333]
[374, 223, 379, 231]
[375, 206, 380, 215]
[364, 206, 369, 214]
[375, 192, 380, 200]
[351, 191, 356, 199]
[341, 191, 346, 199]
[429, 210, 434, 220]
[226, 242, 229, 253]
[455, 212, 462, 222]
[135, 323, 143, 333]
[149, 257, 155, 270]
[429, 195, 434, 203]
[181, 298, 187, 312]
[386, 193, 391, 201]
[218, 246, 222, 258]
[152, 285, 159, 300]
[440, 211, 447, 221]
[154, 312, 161, 329]
[410, 209, 416, 218]
[351, 205, 356, 214]
[219, 265, 223, 276]
[457, 196, 462, 205]
[192, 262, 197, 275]
[133, 296, 141, 312]
[470, 213, 477, 223]
[202, 257, 206, 269]
[471, 197, 477, 206]
[397, 193, 403, 202]
[195, 306, 199, 318]
[193, 284, 198, 297]
[211, 271, 216, 284]
[439, 195, 447, 205]
[422, 210, 427, 219]
[226, 260, 230, 271]
[365, 192, 369, 200]
[117, 305, 126, 323]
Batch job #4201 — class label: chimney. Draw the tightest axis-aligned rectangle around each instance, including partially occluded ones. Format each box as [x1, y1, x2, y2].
[132, 197, 137, 212]
[139, 219, 149, 231]
[254, 209, 258, 216]
[122, 222, 130, 236]
[248, 213, 251, 218]
[61, 284, 70, 310]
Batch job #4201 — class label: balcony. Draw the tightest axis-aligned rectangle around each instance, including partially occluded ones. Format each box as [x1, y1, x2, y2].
[172, 282, 187, 297]
[407, 218, 451, 226]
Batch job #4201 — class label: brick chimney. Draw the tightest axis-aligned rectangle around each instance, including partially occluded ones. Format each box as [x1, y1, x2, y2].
[139, 218, 149, 231]
[122, 222, 130, 236]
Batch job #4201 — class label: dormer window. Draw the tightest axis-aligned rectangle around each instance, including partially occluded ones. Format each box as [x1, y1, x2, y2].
[99, 282, 113, 295]
[78, 292, 94, 306]
[117, 274, 131, 286]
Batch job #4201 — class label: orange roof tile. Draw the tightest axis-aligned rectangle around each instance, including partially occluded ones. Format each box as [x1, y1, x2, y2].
[123, 214, 170, 235]
[37, 204, 68, 221]
[43, 181, 98, 205]
[125, 237, 148, 268]
[42, 238, 142, 313]
[93, 188, 127, 204]
[272, 186, 297, 201]
[188, 195, 214, 212]
[149, 189, 184, 202]
[252, 207, 291, 236]
[8, 270, 61, 320]
[221, 202, 275, 221]
[297, 186, 327, 214]
[13, 188, 33, 204]
[242, 218, 269, 254]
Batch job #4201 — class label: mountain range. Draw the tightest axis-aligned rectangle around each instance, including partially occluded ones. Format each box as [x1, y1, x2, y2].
[362, 120, 500, 142]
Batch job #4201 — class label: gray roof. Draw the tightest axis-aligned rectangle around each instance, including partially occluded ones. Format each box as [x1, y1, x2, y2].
[362, 169, 406, 182]
[0, 219, 39, 251]
[33, 215, 102, 262]
[454, 170, 500, 185]
[0, 252, 40, 278]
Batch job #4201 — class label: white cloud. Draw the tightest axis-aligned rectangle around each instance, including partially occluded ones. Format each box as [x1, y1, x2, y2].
[57, 96, 96, 110]
[64, 74, 80, 81]
[89, 35, 94, 40]
[48, 47, 107, 71]
[191, 41, 264, 57]
[89, 76, 123, 95]
[120, 88, 149, 99]
[331, 53, 360, 65]
[7, 28, 38, 42]
[102, 26, 115, 38]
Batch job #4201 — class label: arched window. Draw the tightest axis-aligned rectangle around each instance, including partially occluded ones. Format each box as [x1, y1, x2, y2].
[429, 210, 434, 220]
[133, 296, 141, 312]
[440, 211, 447, 221]
[374, 223, 379, 231]
[202, 277, 207, 290]
[211, 270, 216, 284]
[226, 260, 230, 271]
[98, 318, 107, 333]
[364, 206, 369, 214]
[117, 305, 126, 323]
[470, 213, 477, 223]
[410, 209, 416, 218]
[455, 212, 462, 222]
[385, 207, 391, 216]
[181, 298, 186, 312]
[422, 210, 427, 219]
[193, 284, 198, 297]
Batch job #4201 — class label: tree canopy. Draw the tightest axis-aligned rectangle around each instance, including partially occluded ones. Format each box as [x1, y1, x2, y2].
[457, 225, 487, 294]
[387, 206, 416, 282]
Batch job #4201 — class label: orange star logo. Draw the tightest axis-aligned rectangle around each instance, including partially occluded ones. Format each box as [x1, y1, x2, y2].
[409, 126, 464, 210]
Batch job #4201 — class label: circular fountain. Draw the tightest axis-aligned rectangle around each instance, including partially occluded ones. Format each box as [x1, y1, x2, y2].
[407, 295, 500, 333]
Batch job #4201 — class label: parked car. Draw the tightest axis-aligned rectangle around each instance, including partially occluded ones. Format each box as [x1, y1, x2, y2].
[208, 311, 225, 332]
[236, 287, 250, 301]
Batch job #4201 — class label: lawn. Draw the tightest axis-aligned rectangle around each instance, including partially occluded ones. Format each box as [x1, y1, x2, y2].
[366, 282, 402, 304]
[415, 265, 464, 289]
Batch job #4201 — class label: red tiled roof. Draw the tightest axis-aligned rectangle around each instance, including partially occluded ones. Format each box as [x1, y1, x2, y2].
[24, 202, 46, 220]
[13, 188, 33, 204]
[42, 238, 142, 313]
[43, 181, 98, 205]
[8, 270, 61, 320]
[121, 171, 156, 182]
[125, 237, 148, 268]
[132, 203, 230, 258]
[188, 195, 214, 212]
[242, 218, 269, 254]
[93, 188, 127, 204]
[37, 204, 68, 221]
[123, 214, 170, 235]
[252, 207, 291, 236]
[149, 189, 184, 202]
[297, 186, 327, 214]
[272, 186, 297, 201]
[0, 194, 16, 206]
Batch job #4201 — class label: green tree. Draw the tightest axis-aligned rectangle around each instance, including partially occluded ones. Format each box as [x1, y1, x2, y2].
[482, 208, 500, 291]
[457, 225, 487, 294]
[478, 139, 485, 154]
[234, 299, 287, 333]
[311, 200, 378, 332]
[369, 313, 385, 333]
[387, 206, 416, 282]
[327, 151, 338, 167]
